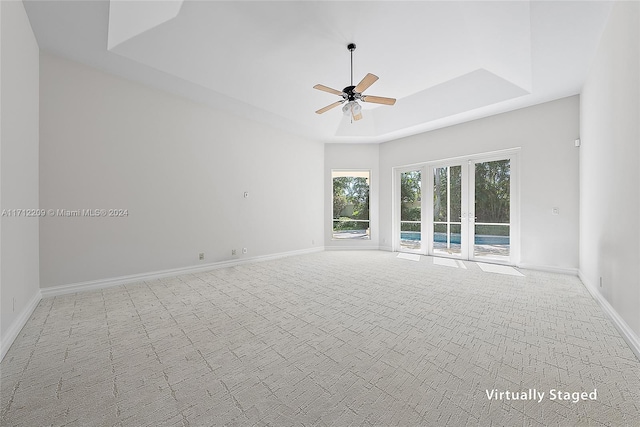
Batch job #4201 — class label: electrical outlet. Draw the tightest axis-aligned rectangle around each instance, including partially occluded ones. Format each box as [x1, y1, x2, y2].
[232, 249, 237, 256]
[242, 248, 248, 254]
[199, 253, 204, 260]
[552, 207, 560, 215]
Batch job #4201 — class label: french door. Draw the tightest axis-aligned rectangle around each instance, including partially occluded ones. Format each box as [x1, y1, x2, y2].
[398, 168, 425, 254]
[395, 151, 518, 264]
[431, 163, 466, 259]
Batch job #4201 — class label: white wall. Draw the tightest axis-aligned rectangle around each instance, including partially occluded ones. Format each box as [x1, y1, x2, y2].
[39, 54, 324, 288]
[379, 96, 580, 271]
[0, 0, 41, 356]
[324, 144, 379, 249]
[580, 1, 640, 339]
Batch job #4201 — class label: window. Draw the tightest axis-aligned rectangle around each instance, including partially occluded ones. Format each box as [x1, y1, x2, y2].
[332, 170, 370, 240]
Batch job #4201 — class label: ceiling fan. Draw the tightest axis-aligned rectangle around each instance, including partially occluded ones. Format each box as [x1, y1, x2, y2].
[314, 43, 396, 121]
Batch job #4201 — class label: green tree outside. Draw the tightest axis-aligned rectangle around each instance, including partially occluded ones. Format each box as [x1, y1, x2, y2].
[333, 177, 369, 232]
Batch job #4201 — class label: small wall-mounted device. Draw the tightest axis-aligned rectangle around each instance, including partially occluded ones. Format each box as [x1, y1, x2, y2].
[574, 138, 581, 147]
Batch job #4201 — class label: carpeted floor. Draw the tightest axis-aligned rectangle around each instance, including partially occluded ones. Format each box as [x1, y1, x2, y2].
[1, 251, 639, 426]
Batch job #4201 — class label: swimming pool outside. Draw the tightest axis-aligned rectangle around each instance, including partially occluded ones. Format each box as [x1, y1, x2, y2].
[400, 231, 509, 246]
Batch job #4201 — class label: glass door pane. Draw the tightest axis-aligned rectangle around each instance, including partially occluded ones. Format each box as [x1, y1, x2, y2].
[433, 165, 463, 257]
[400, 170, 422, 252]
[472, 159, 511, 262]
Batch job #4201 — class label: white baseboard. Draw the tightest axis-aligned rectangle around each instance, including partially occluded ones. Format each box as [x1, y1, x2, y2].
[517, 263, 578, 275]
[41, 247, 324, 299]
[1, 290, 42, 361]
[325, 246, 380, 251]
[578, 270, 640, 361]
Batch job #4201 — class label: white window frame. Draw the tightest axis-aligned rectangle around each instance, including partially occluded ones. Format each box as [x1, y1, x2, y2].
[331, 169, 372, 241]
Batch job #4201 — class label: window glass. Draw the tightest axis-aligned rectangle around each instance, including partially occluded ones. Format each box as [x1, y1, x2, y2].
[332, 171, 370, 240]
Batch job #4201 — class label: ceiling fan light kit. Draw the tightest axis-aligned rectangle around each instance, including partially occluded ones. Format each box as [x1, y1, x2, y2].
[314, 43, 396, 122]
[342, 100, 361, 116]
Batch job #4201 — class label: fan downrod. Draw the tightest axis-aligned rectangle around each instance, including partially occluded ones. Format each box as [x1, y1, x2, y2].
[347, 43, 356, 87]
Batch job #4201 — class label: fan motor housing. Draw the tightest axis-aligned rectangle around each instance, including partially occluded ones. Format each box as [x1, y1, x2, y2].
[342, 85, 360, 101]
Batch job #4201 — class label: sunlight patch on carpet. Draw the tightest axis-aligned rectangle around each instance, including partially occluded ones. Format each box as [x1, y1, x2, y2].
[477, 262, 524, 276]
[397, 253, 420, 262]
[433, 257, 459, 268]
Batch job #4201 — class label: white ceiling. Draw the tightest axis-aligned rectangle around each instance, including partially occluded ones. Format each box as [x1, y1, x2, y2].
[24, 0, 613, 143]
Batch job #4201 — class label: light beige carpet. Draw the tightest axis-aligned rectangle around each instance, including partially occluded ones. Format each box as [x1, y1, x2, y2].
[1, 251, 639, 426]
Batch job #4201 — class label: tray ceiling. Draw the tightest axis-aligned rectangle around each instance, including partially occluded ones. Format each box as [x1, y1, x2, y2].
[24, 0, 613, 143]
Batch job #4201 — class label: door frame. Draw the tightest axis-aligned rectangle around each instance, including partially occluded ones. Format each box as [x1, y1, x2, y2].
[393, 164, 427, 254]
[425, 160, 470, 260]
[466, 153, 520, 264]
